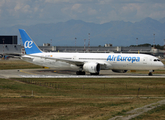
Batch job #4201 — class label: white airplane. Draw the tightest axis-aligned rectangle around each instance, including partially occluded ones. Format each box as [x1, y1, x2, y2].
[19, 29, 164, 76]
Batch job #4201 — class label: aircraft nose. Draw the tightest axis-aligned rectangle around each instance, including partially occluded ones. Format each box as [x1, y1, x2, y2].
[157, 62, 165, 69]
[161, 62, 165, 69]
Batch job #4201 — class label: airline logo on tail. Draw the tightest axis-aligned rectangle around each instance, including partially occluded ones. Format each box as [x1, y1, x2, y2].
[24, 41, 33, 48]
[19, 29, 42, 54]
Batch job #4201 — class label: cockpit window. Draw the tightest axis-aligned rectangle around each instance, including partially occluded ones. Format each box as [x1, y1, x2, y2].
[154, 59, 161, 62]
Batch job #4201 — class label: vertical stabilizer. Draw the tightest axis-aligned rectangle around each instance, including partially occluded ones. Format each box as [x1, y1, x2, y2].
[19, 29, 42, 54]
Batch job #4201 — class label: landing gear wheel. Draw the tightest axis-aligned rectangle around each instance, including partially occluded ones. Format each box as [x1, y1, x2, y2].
[90, 72, 99, 75]
[148, 70, 154, 76]
[148, 72, 153, 76]
[76, 71, 85, 75]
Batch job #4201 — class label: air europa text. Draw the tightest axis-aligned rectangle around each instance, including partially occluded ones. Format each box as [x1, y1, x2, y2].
[107, 55, 140, 63]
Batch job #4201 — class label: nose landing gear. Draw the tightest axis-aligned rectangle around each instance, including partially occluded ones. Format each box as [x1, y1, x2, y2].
[148, 70, 154, 76]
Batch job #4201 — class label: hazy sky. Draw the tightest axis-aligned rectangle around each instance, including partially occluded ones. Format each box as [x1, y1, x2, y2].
[0, 0, 165, 27]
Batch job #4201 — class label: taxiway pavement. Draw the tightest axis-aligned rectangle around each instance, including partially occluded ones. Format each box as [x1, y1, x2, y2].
[0, 69, 165, 78]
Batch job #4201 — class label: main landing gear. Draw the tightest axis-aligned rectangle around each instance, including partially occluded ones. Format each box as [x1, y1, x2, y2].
[76, 71, 100, 75]
[148, 70, 154, 76]
[90, 72, 99, 75]
[76, 71, 85, 75]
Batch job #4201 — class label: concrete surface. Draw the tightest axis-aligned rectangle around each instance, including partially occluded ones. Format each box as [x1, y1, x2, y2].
[0, 69, 165, 78]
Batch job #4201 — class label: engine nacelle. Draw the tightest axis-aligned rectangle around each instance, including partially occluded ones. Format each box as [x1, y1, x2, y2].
[112, 69, 128, 73]
[83, 62, 100, 73]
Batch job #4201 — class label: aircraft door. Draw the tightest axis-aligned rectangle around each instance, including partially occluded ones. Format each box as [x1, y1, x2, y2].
[73, 56, 78, 61]
[143, 57, 147, 64]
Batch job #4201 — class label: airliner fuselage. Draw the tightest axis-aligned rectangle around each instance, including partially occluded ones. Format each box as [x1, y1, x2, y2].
[22, 52, 164, 72]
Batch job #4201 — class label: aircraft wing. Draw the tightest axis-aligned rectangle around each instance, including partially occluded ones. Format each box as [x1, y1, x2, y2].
[26, 54, 106, 66]
[46, 56, 84, 66]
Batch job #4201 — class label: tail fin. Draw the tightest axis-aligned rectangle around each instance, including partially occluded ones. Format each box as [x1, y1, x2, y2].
[19, 29, 42, 54]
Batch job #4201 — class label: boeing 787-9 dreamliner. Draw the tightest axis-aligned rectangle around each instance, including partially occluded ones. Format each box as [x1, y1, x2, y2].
[19, 29, 164, 76]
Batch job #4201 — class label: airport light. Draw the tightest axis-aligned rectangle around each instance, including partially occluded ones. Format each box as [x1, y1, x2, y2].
[84, 39, 86, 52]
[75, 38, 77, 47]
[51, 39, 52, 46]
[153, 34, 155, 48]
[164, 39, 165, 57]
[20, 37, 22, 46]
[136, 38, 138, 46]
[2, 38, 5, 59]
[88, 33, 90, 51]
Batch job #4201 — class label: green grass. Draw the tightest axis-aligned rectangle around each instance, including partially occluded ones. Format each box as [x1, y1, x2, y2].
[0, 78, 165, 120]
[0, 59, 165, 119]
[131, 104, 165, 120]
[15, 78, 165, 97]
[0, 60, 41, 70]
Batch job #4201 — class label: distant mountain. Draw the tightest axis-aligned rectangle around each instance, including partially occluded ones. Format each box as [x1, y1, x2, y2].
[159, 17, 165, 23]
[0, 17, 165, 46]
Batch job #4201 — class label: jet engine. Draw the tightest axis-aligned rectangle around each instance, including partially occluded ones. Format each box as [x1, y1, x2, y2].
[83, 62, 100, 73]
[112, 69, 128, 73]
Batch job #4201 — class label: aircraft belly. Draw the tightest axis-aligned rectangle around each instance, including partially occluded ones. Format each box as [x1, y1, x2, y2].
[126, 64, 153, 70]
[21, 56, 33, 63]
[43, 60, 79, 70]
[110, 62, 150, 70]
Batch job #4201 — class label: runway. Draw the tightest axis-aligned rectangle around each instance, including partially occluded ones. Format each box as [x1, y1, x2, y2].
[1, 68, 165, 78]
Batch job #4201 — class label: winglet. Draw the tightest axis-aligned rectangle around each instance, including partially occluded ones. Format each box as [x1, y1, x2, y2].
[19, 29, 42, 54]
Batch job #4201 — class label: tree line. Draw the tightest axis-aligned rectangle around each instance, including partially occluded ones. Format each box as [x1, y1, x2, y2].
[129, 43, 164, 50]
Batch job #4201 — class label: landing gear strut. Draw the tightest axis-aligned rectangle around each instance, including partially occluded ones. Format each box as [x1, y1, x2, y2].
[76, 71, 85, 75]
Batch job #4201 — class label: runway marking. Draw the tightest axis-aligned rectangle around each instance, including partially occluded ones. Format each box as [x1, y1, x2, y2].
[20, 75, 165, 78]
[19, 70, 37, 75]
